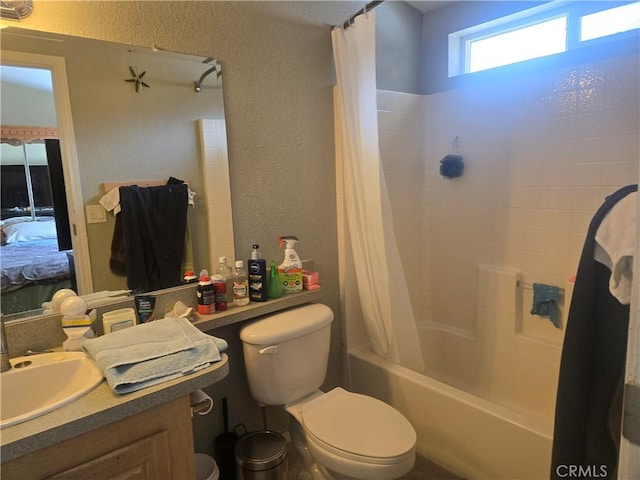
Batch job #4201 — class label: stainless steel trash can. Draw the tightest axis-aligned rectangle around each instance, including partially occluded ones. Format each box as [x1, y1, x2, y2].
[235, 430, 288, 480]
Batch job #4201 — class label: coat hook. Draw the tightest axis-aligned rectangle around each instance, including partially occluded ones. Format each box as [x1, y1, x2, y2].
[452, 136, 461, 151]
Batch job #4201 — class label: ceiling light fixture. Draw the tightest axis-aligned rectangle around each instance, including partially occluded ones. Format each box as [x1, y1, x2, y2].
[1, 1, 34, 21]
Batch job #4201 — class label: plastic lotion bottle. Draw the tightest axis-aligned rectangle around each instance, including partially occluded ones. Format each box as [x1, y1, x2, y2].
[232, 260, 250, 306]
[216, 256, 234, 304]
[248, 244, 268, 302]
[278, 235, 303, 293]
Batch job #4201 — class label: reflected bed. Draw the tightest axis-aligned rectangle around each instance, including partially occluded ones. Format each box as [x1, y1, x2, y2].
[1, 218, 73, 314]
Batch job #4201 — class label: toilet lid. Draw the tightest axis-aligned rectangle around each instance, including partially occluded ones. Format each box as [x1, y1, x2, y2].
[301, 388, 416, 460]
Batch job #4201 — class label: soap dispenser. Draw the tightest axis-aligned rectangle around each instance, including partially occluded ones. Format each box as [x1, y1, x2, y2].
[248, 244, 268, 302]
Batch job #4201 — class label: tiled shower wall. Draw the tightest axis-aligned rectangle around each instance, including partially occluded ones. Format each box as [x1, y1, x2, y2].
[343, 52, 639, 421]
[420, 54, 638, 336]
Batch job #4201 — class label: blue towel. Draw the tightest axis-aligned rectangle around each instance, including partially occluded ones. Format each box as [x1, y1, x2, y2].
[530, 283, 561, 328]
[83, 317, 227, 394]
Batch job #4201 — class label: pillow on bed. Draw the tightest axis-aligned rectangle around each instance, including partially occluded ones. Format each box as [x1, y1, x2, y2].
[2, 220, 57, 244]
[0, 216, 55, 227]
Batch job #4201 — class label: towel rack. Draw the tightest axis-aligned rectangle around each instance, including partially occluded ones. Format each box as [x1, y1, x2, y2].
[102, 179, 190, 193]
[517, 281, 565, 297]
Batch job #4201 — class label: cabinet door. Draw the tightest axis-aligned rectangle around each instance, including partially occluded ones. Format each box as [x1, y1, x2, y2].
[2, 396, 194, 480]
[50, 431, 171, 480]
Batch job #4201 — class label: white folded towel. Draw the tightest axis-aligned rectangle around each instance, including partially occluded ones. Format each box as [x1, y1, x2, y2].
[99, 187, 121, 215]
[83, 317, 227, 394]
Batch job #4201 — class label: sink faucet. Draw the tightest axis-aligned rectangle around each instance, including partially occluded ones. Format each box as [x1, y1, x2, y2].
[1, 315, 11, 372]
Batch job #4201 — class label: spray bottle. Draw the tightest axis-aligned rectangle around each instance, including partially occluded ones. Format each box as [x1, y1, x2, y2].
[278, 235, 303, 293]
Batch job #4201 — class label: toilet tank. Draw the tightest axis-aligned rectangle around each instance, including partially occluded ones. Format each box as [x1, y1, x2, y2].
[240, 303, 334, 405]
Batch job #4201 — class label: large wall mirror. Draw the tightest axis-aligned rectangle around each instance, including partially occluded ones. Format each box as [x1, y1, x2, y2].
[1, 27, 234, 319]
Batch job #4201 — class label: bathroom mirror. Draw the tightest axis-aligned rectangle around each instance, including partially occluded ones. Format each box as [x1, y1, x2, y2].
[1, 27, 233, 320]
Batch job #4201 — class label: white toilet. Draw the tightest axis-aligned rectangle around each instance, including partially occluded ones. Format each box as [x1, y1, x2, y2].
[240, 303, 416, 480]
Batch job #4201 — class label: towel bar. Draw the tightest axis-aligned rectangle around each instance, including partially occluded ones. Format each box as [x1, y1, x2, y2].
[517, 281, 565, 297]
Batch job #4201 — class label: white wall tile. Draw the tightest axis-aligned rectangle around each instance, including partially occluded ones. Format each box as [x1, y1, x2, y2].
[340, 54, 638, 420]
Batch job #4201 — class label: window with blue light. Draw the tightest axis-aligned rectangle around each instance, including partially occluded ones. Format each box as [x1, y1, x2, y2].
[580, 2, 640, 41]
[468, 17, 568, 73]
[449, 1, 640, 77]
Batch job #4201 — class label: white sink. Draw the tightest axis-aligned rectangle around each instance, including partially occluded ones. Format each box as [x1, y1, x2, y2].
[0, 351, 104, 428]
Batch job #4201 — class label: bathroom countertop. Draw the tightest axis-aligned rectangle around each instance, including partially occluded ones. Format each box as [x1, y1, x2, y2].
[0, 354, 229, 463]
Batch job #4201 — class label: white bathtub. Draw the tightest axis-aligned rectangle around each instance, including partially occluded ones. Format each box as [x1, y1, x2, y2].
[348, 345, 553, 479]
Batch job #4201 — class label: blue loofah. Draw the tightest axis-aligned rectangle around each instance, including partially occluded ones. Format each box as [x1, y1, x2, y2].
[440, 154, 464, 179]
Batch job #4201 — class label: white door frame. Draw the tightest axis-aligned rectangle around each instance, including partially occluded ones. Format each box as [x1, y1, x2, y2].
[2, 50, 93, 294]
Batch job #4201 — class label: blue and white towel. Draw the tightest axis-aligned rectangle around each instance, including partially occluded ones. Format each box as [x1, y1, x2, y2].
[594, 191, 637, 305]
[83, 317, 227, 394]
[530, 283, 561, 329]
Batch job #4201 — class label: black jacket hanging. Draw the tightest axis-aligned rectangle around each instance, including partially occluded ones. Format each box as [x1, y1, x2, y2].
[118, 183, 189, 292]
[550, 184, 637, 480]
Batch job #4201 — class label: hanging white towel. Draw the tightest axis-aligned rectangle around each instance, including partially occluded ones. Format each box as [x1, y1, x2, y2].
[99, 187, 121, 215]
[187, 187, 196, 206]
[594, 191, 637, 305]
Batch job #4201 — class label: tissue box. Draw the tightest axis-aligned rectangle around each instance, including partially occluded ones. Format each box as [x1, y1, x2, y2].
[302, 270, 319, 289]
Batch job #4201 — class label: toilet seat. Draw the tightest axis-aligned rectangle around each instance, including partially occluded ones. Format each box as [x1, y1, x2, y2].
[300, 387, 416, 464]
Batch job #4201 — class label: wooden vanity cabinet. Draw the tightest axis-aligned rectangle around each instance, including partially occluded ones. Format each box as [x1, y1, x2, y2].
[1, 396, 195, 480]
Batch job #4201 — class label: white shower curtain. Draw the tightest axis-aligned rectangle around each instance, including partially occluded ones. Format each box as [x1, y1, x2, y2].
[332, 12, 424, 372]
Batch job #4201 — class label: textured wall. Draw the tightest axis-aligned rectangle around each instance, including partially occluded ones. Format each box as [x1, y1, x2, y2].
[10, 0, 423, 373]
[376, 1, 423, 93]
[13, 0, 360, 371]
[5, 0, 368, 454]
[3, 0, 426, 455]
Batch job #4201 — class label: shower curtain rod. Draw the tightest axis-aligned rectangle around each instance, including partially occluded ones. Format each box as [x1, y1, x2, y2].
[333, 0, 385, 30]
